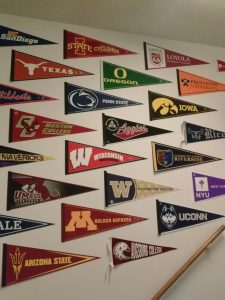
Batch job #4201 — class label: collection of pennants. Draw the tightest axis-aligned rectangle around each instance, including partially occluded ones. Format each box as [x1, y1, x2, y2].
[0, 23, 225, 286]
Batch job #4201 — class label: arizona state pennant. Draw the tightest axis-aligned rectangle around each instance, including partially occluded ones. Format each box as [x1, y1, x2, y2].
[218, 60, 225, 72]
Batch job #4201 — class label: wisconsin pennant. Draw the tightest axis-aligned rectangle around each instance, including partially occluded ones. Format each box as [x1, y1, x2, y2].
[218, 60, 225, 72]
[2, 244, 99, 286]
[61, 203, 147, 241]
[152, 142, 221, 172]
[102, 61, 171, 90]
[65, 140, 145, 174]
[64, 30, 136, 59]
[11, 50, 93, 81]
[156, 199, 224, 234]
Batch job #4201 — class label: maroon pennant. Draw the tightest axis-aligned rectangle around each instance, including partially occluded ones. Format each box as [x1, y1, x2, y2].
[218, 60, 225, 72]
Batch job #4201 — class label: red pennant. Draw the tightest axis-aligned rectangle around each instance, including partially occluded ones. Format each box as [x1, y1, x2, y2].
[218, 60, 225, 72]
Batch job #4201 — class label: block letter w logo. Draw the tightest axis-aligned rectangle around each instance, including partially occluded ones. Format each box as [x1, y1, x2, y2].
[70, 147, 92, 170]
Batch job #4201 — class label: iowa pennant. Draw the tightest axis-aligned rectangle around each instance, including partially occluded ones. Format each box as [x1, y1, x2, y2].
[65, 140, 145, 174]
[7, 171, 97, 210]
[177, 69, 225, 95]
[103, 113, 171, 145]
[61, 203, 147, 241]
[102, 61, 171, 90]
[152, 142, 221, 172]
[144, 42, 208, 70]
[149, 91, 216, 121]
[104, 171, 177, 207]
[157, 199, 224, 234]
[64, 30, 136, 59]
[2, 244, 99, 286]
[218, 60, 225, 72]
[11, 50, 93, 81]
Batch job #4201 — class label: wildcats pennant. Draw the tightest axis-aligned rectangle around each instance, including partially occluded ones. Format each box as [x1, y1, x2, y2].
[157, 200, 224, 234]
[149, 91, 216, 121]
[104, 171, 177, 207]
[7, 171, 97, 210]
[11, 50, 93, 81]
[64, 30, 136, 59]
[61, 203, 147, 241]
[65, 140, 145, 174]
[177, 69, 225, 96]
[2, 244, 99, 286]
[102, 61, 171, 90]
[152, 142, 221, 172]
[103, 113, 171, 145]
[144, 42, 208, 70]
[9, 109, 94, 142]
[218, 59, 225, 72]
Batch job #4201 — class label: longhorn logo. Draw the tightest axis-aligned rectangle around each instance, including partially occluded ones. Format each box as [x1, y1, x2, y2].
[16, 59, 47, 75]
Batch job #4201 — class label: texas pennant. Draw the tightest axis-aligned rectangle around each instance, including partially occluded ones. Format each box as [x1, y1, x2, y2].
[152, 142, 221, 172]
[156, 199, 224, 235]
[64, 30, 136, 59]
[11, 50, 93, 81]
[7, 171, 97, 210]
[177, 69, 225, 96]
[65, 82, 142, 114]
[218, 60, 225, 72]
[102, 61, 171, 90]
[103, 113, 172, 145]
[104, 171, 177, 207]
[9, 109, 95, 142]
[110, 237, 176, 266]
[2, 244, 99, 286]
[149, 91, 216, 121]
[61, 203, 147, 241]
[0, 25, 56, 46]
[144, 42, 208, 70]
[65, 140, 145, 174]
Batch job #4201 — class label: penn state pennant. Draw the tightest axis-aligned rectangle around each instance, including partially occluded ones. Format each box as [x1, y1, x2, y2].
[65, 82, 142, 114]
[103, 113, 171, 145]
[61, 203, 147, 241]
[2, 244, 99, 286]
[218, 60, 225, 72]
[152, 142, 221, 172]
[156, 200, 224, 235]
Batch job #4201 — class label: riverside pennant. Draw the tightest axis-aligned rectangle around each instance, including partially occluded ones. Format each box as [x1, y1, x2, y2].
[218, 60, 225, 72]
[64, 30, 136, 59]
[156, 199, 224, 234]
[2, 244, 99, 286]
[103, 113, 171, 145]
[177, 69, 225, 95]
[144, 42, 208, 70]
[61, 203, 147, 241]
[102, 61, 171, 90]
[9, 109, 95, 142]
[7, 171, 97, 210]
[152, 142, 221, 172]
[65, 140, 145, 174]
[104, 171, 177, 207]
[11, 50, 93, 81]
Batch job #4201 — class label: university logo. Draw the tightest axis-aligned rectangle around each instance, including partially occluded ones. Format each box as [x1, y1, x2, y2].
[156, 149, 173, 167]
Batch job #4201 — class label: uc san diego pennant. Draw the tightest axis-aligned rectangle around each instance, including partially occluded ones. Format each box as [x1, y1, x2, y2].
[152, 142, 221, 172]
[156, 200, 224, 234]
[2, 244, 99, 286]
[61, 203, 147, 241]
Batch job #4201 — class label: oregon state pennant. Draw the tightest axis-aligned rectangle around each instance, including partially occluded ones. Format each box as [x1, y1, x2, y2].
[218, 60, 225, 72]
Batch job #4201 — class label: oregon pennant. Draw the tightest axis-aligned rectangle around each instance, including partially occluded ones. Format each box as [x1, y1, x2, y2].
[11, 50, 93, 81]
[177, 69, 225, 95]
[152, 142, 221, 172]
[218, 60, 225, 72]
[156, 199, 224, 234]
[2, 244, 99, 286]
[64, 30, 136, 59]
[65, 140, 145, 174]
[103, 113, 171, 145]
[102, 61, 171, 90]
[149, 91, 216, 121]
[61, 203, 147, 241]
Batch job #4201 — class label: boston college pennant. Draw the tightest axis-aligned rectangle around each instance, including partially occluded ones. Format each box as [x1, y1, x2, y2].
[218, 60, 225, 72]
[11, 50, 93, 81]
[2, 244, 99, 286]
[61, 203, 147, 241]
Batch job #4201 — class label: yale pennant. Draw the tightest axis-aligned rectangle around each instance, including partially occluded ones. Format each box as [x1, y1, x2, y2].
[218, 60, 225, 72]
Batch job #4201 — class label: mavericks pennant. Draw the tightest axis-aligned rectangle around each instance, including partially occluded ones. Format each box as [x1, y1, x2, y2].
[61, 203, 147, 241]
[103, 113, 171, 145]
[152, 142, 221, 172]
[2, 244, 99, 286]
[64, 30, 136, 58]
[218, 60, 225, 72]
[156, 199, 224, 234]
